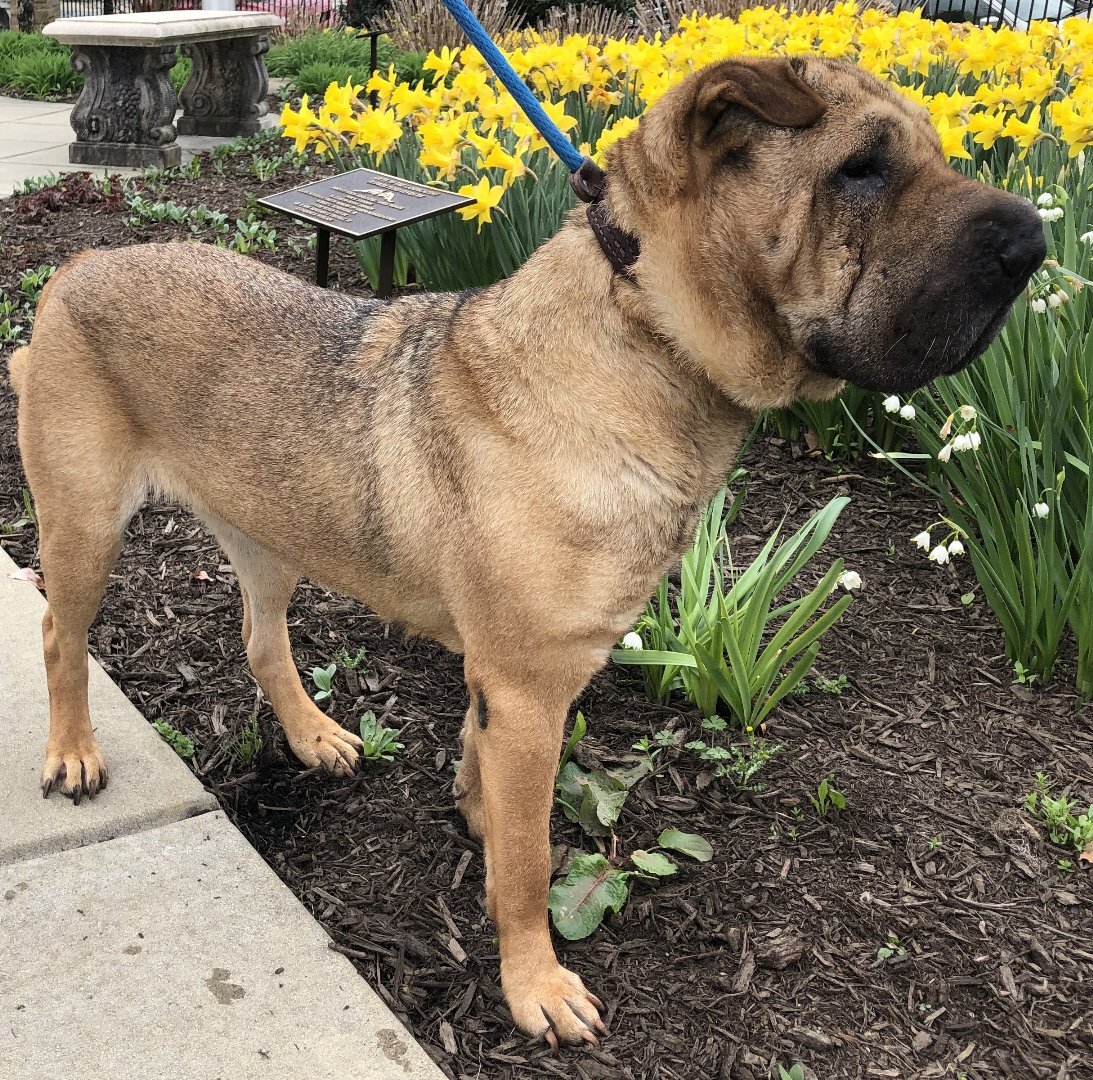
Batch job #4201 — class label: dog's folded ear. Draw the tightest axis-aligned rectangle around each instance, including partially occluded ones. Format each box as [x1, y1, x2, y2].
[605, 56, 827, 216]
[696, 57, 827, 149]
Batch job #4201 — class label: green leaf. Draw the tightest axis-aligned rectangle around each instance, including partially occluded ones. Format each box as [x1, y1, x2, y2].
[548, 854, 630, 941]
[557, 710, 587, 774]
[657, 829, 713, 862]
[611, 647, 699, 669]
[631, 850, 677, 876]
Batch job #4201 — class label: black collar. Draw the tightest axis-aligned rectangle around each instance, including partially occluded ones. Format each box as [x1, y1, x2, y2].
[569, 158, 640, 280]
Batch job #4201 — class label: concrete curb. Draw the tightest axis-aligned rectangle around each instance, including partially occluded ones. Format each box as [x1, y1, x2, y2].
[2, 811, 445, 1079]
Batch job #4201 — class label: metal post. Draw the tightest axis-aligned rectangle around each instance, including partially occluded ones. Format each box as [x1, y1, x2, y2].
[377, 230, 397, 300]
[315, 228, 330, 287]
[369, 31, 379, 109]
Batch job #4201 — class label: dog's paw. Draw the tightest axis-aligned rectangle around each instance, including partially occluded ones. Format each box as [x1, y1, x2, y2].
[286, 715, 364, 777]
[41, 742, 109, 804]
[504, 961, 606, 1050]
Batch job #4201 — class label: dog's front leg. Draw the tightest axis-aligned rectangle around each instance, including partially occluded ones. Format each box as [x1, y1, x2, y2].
[468, 674, 606, 1048]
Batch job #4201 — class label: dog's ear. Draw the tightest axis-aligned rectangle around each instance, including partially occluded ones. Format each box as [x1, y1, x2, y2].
[605, 57, 826, 219]
[696, 58, 827, 149]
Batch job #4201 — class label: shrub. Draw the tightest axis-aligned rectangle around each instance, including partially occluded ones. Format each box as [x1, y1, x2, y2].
[0, 31, 74, 95]
[171, 54, 191, 95]
[265, 28, 426, 95]
[266, 28, 375, 76]
[292, 59, 360, 97]
[6, 50, 81, 97]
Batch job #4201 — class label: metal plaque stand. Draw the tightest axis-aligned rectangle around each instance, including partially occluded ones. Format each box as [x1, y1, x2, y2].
[259, 168, 472, 299]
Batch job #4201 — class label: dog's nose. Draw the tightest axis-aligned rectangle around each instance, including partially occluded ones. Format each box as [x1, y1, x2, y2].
[972, 200, 1046, 292]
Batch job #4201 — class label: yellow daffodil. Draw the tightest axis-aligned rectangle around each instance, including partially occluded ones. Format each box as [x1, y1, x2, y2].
[457, 176, 505, 232]
[482, 142, 526, 187]
[966, 108, 1007, 150]
[934, 114, 973, 161]
[423, 46, 457, 84]
[353, 107, 403, 157]
[1003, 106, 1045, 157]
[280, 95, 318, 155]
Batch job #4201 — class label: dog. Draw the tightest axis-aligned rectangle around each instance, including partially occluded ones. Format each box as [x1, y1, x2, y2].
[9, 55, 1044, 1047]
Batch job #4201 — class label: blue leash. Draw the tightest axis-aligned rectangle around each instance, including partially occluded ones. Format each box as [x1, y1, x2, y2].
[440, 0, 586, 173]
[437, 0, 640, 276]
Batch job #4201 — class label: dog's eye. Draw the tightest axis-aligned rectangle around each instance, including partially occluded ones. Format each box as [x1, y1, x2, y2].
[835, 154, 885, 189]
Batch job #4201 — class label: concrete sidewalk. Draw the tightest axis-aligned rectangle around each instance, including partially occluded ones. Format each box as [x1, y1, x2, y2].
[0, 94, 248, 193]
[0, 545, 444, 1079]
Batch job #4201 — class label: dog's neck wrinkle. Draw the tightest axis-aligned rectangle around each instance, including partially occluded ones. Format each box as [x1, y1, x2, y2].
[451, 219, 751, 508]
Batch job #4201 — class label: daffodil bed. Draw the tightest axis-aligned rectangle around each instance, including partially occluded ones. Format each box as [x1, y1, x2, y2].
[2, 135, 1092, 1078]
[280, 7, 1093, 285]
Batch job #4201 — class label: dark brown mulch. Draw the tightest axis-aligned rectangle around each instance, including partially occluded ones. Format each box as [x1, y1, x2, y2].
[1, 145, 1091, 1080]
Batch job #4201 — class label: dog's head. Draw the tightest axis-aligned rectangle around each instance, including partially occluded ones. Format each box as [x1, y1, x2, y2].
[605, 56, 1046, 407]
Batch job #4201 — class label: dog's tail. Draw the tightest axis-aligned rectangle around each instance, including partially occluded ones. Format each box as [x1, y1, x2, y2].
[7, 345, 30, 399]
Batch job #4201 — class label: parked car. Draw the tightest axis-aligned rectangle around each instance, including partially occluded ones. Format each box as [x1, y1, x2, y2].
[235, 0, 337, 22]
[917, 0, 1088, 28]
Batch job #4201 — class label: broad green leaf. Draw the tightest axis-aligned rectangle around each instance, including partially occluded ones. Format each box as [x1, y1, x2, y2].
[658, 829, 713, 862]
[548, 854, 630, 941]
[631, 850, 677, 876]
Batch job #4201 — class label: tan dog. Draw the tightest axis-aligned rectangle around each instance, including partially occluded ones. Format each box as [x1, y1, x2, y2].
[9, 56, 1043, 1046]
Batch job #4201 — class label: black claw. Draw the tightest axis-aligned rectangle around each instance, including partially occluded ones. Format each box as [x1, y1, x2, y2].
[565, 997, 593, 1030]
[42, 777, 53, 798]
[540, 1005, 561, 1050]
[72, 784, 82, 806]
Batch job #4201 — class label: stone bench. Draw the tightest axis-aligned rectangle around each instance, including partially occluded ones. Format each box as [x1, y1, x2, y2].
[42, 11, 283, 170]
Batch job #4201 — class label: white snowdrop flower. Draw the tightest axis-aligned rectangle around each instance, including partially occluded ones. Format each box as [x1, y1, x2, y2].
[1037, 206, 1064, 222]
[1033, 502, 1050, 519]
[899, 403, 916, 420]
[1048, 291, 1065, 308]
[929, 545, 951, 565]
[1031, 297, 1047, 314]
[1036, 192, 1054, 207]
[958, 405, 977, 422]
[913, 531, 933, 551]
[1080, 230, 1093, 244]
[947, 539, 965, 556]
[837, 570, 862, 591]
[968, 431, 981, 450]
[621, 631, 644, 650]
[937, 442, 953, 463]
[882, 395, 901, 413]
[952, 433, 971, 452]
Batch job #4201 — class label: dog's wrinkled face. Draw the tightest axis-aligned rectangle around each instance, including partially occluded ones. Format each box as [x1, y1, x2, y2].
[607, 56, 1046, 407]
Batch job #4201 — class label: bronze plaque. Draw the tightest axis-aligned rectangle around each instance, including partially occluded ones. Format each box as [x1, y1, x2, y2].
[258, 168, 473, 239]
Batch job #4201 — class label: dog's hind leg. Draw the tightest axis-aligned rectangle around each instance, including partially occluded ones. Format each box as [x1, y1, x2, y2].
[24, 455, 143, 802]
[207, 520, 365, 775]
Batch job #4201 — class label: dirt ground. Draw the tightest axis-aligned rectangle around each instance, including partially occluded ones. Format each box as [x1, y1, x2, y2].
[2, 148, 1091, 1080]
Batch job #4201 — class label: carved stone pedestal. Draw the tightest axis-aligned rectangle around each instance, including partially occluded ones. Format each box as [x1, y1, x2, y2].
[177, 34, 276, 138]
[43, 12, 283, 170]
[69, 44, 181, 169]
